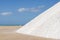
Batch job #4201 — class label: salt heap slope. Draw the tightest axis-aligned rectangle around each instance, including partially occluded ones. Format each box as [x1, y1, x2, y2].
[16, 2, 60, 39]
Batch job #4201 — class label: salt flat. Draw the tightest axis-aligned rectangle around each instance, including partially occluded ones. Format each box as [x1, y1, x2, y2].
[0, 26, 20, 33]
[0, 26, 58, 40]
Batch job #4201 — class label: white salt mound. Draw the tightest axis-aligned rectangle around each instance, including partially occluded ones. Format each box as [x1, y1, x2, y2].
[16, 2, 60, 39]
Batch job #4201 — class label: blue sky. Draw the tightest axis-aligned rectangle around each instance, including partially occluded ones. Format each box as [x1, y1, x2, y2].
[0, 0, 60, 26]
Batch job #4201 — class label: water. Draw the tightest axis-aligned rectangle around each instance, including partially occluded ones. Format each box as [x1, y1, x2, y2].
[0, 24, 20, 26]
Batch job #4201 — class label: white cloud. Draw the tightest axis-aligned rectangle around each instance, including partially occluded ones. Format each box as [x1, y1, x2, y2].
[18, 8, 28, 12]
[30, 8, 39, 12]
[38, 5, 45, 8]
[1, 12, 12, 16]
[18, 5, 45, 12]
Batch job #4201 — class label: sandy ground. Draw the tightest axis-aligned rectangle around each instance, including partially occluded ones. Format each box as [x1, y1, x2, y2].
[0, 26, 59, 40]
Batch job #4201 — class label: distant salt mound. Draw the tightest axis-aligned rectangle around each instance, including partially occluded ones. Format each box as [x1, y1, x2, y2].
[16, 2, 60, 39]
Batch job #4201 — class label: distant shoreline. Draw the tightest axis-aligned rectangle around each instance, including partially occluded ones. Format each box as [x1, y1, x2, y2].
[0, 24, 22, 26]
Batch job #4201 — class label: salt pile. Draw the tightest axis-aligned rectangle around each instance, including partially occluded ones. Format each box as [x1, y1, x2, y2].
[16, 2, 60, 39]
